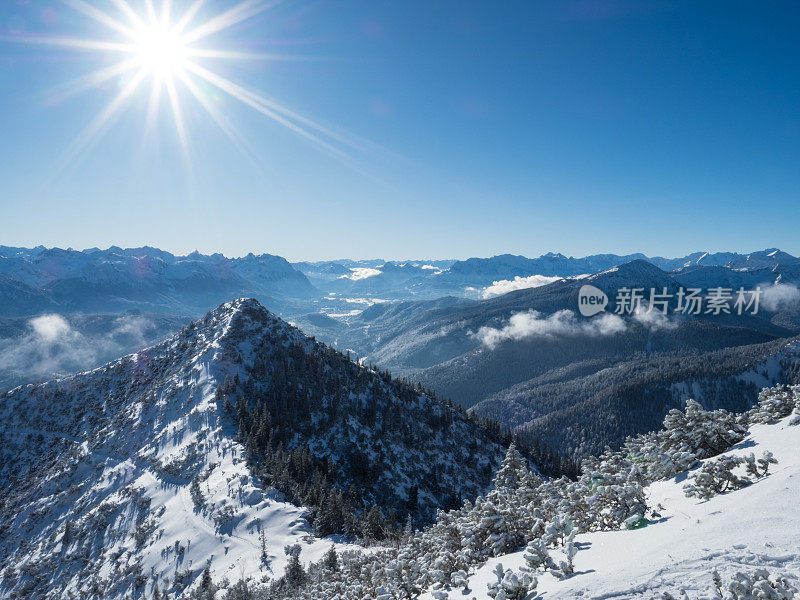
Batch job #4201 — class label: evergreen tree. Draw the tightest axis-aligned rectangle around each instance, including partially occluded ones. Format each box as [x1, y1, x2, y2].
[362, 505, 387, 541]
[323, 545, 339, 572]
[284, 544, 306, 589]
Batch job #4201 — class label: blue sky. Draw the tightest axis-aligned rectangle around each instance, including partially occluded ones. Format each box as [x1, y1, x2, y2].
[0, 0, 798, 261]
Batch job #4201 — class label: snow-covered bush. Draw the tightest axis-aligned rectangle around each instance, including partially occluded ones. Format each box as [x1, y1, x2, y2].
[487, 563, 536, 600]
[749, 385, 800, 424]
[683, 452, 778, 500]
[551, 531, 577, 579]
[684, 456, 749, 500]
[578, 449, 647, 531]
[522, 538, 556, 573]
[626, 400, 747, 484]
[451, 569, 470, 591]
[543, 514, 573, 546]
[521, 526, 577, 579]
[791, 404, 800, 427]
[712, 569, 797, 600]
[744, 451, 777, 479]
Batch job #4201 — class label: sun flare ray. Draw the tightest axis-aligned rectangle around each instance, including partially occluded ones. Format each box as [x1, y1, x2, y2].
[177, 70, 255, 162]
[144, 0, 159, 26]
[108, 0, 148, 31]
[174, 0, 207, 34]
[181, 0, 279, 44]
[60, 68, 148, 168]
[143, 77, 164, 141]
[165, 76, 190, 161]
[61, 0, 138, 40]
[6, 0, 369, 176]
[46, 58, 141, 104]
[183, 60, 347, 158]
[161, 0, 174, 29]
[0, 34, 135, 53]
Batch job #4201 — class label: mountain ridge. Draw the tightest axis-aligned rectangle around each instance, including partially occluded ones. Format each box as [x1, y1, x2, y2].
[0, 298, 513, 600]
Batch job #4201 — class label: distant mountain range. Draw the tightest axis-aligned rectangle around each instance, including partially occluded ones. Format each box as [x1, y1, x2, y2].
[2, 246, 798, 320]
[0, 245, 317, 317]
[292, 259, 800, 458]
[2, 245, 800, 421]
[297, 259, 800, 370]
[294, 248, 800, 297]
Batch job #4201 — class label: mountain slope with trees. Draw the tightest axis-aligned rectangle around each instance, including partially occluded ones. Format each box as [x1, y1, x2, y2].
[256, 385, 800, 600]
[0, 298, 534, 600]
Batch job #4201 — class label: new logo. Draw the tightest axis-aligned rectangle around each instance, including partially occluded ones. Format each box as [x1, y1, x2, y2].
[578, 284, 608, 317]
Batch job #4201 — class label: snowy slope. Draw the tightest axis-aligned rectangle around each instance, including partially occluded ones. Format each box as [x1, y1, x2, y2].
[0, 300, 354, 599]
[0, 297, 508, 600]
[421, 415, 800, 600]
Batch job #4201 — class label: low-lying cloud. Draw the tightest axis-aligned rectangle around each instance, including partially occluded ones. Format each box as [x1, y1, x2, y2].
[0, 314, 158, 387]
[761, 283, 800, 311]
[631, 305, 678, 331]
[339, 267, 382, 281]
[475, 304, 681, 349]
[30, 314, 73, 342]
[475, 309, 627, 349]
[482, 275, 562, 298]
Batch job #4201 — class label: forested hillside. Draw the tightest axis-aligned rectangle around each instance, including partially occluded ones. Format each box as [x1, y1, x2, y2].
[0, 299, 559, 600]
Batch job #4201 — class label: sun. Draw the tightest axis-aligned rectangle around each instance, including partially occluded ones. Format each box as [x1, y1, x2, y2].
[132, 22, 188, 79]
[8, 0, 363, 170]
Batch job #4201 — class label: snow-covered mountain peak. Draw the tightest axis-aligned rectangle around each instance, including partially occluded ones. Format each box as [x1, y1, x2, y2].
[586, 259, 677, 292]
[0, 299, 341, 599]
[0, 297, 508, 600]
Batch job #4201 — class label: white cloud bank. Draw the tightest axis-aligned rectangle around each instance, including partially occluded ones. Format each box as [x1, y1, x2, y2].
[0, 314, 156, 383]
[482, 275, 562, 298]
[761, 283, 800, 311]
[474, 283, 800, 351]
[476, 305, 680, 349]
[631, 305, 678, 331]
[29, 314, 73, 342]
[339, 267, 382, 281]
[475, 309, 627, 349]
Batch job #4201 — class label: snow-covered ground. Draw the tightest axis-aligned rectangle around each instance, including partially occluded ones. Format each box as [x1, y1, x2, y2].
[422, 415, 800, 600]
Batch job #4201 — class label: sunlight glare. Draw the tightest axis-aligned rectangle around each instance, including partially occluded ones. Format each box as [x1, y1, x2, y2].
[9, 0, 369, 175]
[133, 23, 188, 79]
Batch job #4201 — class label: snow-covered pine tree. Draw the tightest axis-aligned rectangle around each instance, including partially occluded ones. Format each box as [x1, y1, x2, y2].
[487, 563, 536, 600]
[578, 450, 647, 530]
[362, 505, 388, 541]
[543, 514, 573, 546]
[521, 537, 556, 573]
[491, 445, 527, 491]
[323, 545, 338, 572]
[709, 569, 797, 600]
[683, 456, 749, 500]
[284, 544, 306, 589]
[551, 531, 577, 579]
[749, 385, 800, 424]
[458, 446, 540, 561]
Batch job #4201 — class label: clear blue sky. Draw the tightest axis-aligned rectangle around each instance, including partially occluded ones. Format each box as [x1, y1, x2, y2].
[1, 0, 798, 261]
